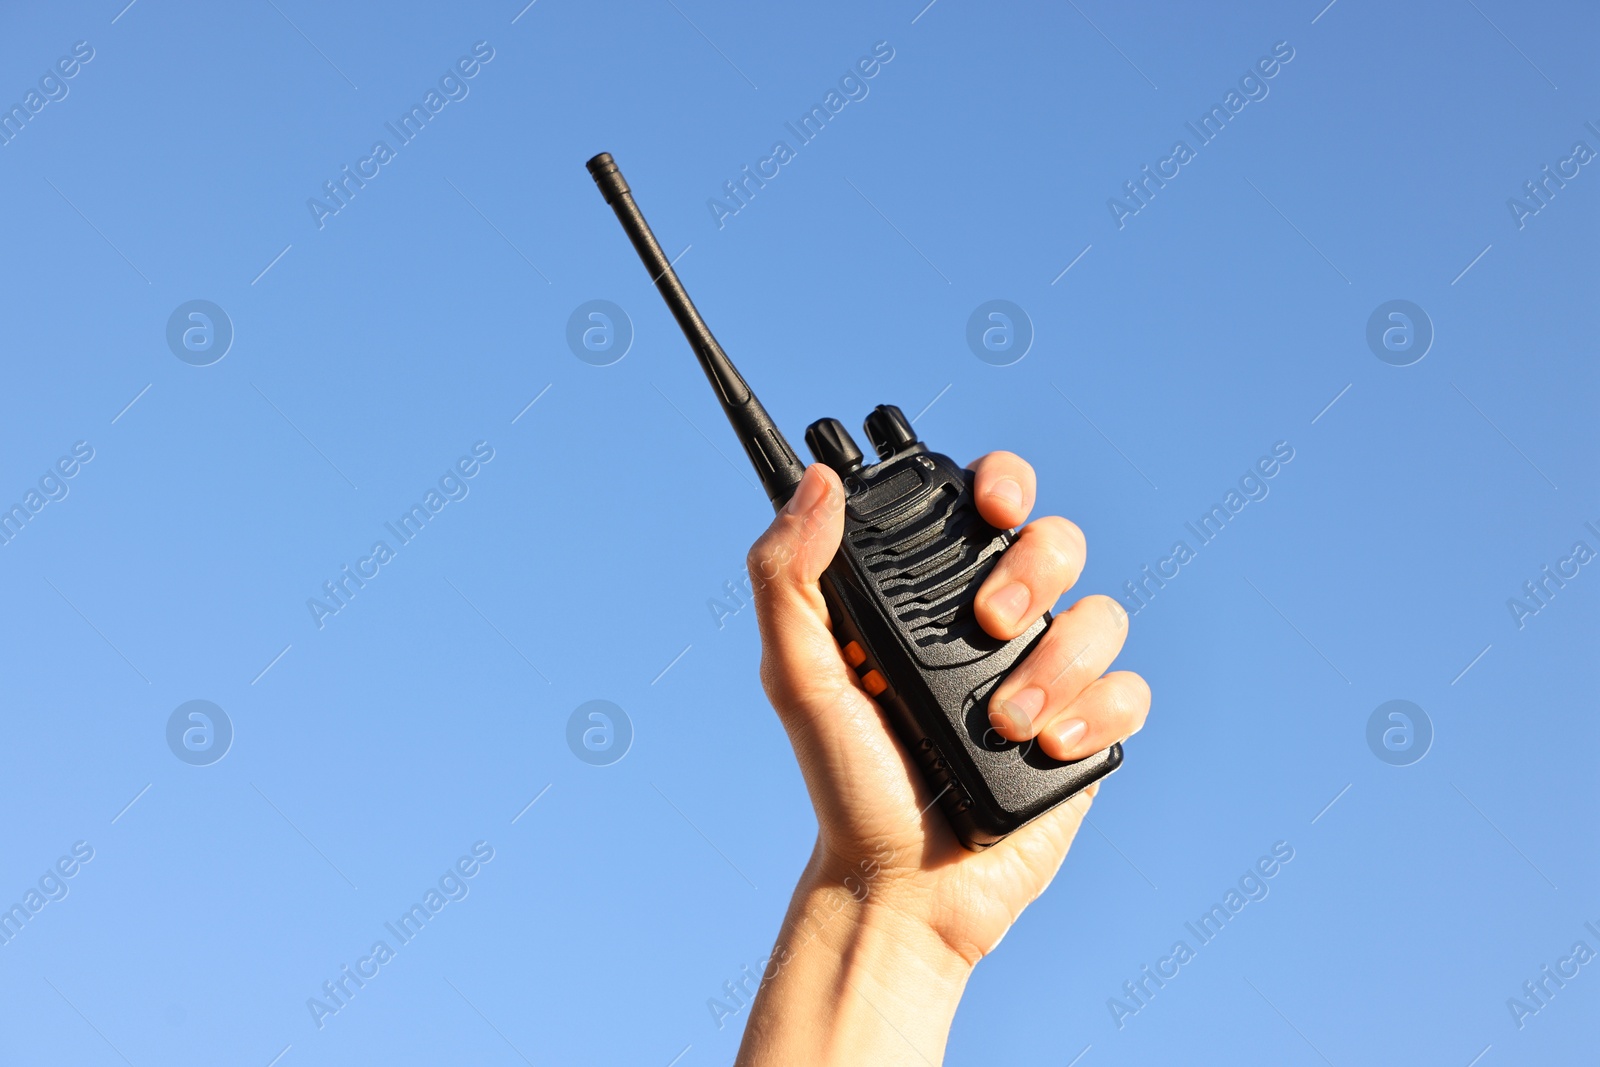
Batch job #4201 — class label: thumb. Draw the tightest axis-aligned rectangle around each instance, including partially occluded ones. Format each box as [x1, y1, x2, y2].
[747, 464, 847, 696]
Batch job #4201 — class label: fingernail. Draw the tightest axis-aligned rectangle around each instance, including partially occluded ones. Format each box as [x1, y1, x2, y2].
[1047, 717, 1088, 753]
[989, 477, 1023, 511]
[783, 467, 825, 516]
[987, 582, 1031, 629]
[989, 687, 1044, 737]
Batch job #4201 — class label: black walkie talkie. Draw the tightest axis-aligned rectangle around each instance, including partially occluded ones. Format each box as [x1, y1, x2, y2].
[587, 153, 1121, 849]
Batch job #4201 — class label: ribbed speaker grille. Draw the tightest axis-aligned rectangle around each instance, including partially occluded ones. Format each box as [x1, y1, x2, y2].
[849, 485, 1001, 647]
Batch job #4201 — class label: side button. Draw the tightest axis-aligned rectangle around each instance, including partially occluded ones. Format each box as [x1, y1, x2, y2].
[861, 670, 888, 697]
[842, 641, 867, 668]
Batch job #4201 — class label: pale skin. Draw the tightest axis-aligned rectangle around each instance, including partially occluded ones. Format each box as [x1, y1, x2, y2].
[734, 452, 1152, 1066]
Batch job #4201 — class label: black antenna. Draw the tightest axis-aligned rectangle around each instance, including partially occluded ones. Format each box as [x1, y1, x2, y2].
[586, 152, 806, 510]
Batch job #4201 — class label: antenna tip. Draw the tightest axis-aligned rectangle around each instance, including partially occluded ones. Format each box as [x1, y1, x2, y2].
[585, 152, 629, 204]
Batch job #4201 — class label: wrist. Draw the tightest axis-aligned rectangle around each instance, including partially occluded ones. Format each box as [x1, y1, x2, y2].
[795, 849, 975, 982]
[735, 845, 974, 1066]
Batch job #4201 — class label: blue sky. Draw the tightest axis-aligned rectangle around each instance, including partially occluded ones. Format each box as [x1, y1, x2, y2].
[0, 1, 1594, 1064]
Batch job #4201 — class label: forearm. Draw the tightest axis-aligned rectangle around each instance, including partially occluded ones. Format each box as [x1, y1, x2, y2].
[734, 847, 976, 1066]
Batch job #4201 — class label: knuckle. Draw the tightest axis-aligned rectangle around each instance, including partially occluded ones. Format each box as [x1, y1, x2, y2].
[1126, 673, 1153, 712]
[1059, 517, 1087, 557]
[746, 531, 789, 588]
[1107, 680, 1141, 720]
[1085, 593, 1128, 631]
[1099, 674, 1150, 727]
[1040, 632, 1092, 686]
[1029, 517, 1084, 576]
[744, 541, 768, 580]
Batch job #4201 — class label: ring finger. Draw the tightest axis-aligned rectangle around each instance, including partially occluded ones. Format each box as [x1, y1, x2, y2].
[987, 594, 1129, 742]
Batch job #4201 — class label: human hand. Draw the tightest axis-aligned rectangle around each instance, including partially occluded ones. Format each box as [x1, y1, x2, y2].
[737, 451, 1149, 1063]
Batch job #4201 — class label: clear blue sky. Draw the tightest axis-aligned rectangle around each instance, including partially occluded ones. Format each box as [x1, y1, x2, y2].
[0, 1, 1594, 1064]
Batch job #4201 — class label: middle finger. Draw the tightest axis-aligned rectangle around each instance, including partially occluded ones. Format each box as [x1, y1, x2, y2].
[973, 515, 1086, 641]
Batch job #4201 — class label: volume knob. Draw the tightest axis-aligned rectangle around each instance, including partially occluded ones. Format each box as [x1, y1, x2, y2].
[804, 418, 865, 476]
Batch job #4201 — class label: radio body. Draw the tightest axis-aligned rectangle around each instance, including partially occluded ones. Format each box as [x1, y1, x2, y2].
[807, 409, 1120, 847]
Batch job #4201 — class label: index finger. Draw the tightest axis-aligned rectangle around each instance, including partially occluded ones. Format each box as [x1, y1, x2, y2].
[966, 451, 1036, 530]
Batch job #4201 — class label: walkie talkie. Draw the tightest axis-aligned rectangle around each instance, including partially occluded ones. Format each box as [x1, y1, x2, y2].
[586, 153, 1121, 849]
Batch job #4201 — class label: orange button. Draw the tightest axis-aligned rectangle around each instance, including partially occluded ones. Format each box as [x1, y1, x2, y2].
[861, 670, 888, 696]
[842, 641, 866, 668]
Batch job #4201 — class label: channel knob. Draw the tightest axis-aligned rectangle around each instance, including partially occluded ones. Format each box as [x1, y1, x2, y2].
[863, 404, 917, 459]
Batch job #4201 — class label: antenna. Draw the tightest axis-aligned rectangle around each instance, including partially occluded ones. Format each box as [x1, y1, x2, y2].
[586, 152, 806, 510]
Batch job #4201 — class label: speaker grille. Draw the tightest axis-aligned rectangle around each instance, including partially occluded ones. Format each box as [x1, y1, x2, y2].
[849, 485, 1004, 647]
